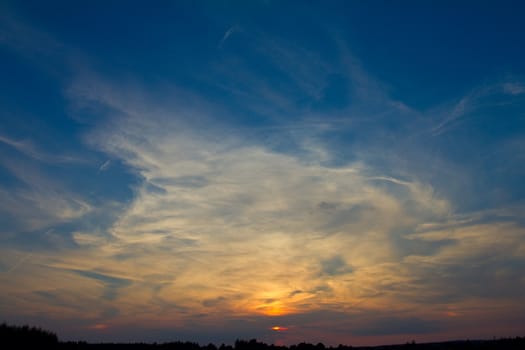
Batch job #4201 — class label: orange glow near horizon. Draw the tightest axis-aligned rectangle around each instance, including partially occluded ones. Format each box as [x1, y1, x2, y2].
[271, 326, 288, 331]
[263, 305, 287, 316]
[90, 324, 109, 330]
[254, 298, 292, 316]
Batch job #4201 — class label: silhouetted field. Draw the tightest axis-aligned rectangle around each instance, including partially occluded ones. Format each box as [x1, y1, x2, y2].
[2, 324, 524, 350]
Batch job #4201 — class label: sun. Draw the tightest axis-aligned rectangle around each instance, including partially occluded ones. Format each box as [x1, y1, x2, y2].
[271, 326, 288, 331]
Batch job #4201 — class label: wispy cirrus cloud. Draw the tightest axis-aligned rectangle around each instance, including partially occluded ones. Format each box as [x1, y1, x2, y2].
[0, 134, 84, 164]
[0, 10, 63, 57]
[503, 82, 525, 95]
[55, 68, 524, 339]
[218, 25, 241, 48]
[0, 24, 510, 342]
[0, 158, 92, 232]
[57, 71, 443, 313]
[1, 10, 525, 344]
[431, 81, 525, 136]
[98, 159, 112, 172]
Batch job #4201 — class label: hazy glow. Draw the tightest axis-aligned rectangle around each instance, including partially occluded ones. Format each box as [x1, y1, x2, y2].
[90, 324, 109, 330]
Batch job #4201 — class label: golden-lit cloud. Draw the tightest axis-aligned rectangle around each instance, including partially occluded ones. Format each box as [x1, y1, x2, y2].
[1, 15, 525, 345]
[2, 70, 525, 346]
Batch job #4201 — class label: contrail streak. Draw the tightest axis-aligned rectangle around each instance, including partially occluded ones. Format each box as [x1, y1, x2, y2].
[5, 229, 54, 274]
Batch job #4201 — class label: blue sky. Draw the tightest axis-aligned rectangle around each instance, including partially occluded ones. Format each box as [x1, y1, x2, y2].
[1, 0, 525, 346]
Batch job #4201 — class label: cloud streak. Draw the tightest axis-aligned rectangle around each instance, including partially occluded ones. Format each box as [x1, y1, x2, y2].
[0, 135, 83, 164]
[219, 26, 240, 48]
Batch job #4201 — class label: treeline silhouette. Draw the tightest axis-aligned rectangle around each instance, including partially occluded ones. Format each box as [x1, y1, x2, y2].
[1, 323, 58, 347]
[1, 324, 524, 350]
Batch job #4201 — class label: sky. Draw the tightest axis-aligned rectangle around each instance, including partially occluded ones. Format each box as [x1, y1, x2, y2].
[1, 0, 525, 346]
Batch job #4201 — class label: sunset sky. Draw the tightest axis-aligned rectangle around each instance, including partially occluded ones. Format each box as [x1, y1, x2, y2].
[1, 0, 525, 346]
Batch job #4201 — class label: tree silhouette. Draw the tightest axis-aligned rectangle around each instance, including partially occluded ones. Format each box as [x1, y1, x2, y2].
[1, 323, 524, 350]
[1, 323, 58, 348]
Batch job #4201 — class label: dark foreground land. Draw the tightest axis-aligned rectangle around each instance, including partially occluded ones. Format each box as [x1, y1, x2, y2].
[2, 324, 524, 350]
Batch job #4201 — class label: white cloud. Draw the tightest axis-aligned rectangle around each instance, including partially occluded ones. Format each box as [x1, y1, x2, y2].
[0, 134, 83, 163]
[0, 158, 92, 231]
[503, 82, 525, 95]
[98, 159, 112, 172]
[62, 75, 460, 320]
[431, 81, 525, 136]
[218, 25, 240, 48]
[56, 70, 525, 332]
[2, 6, 525, 343]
